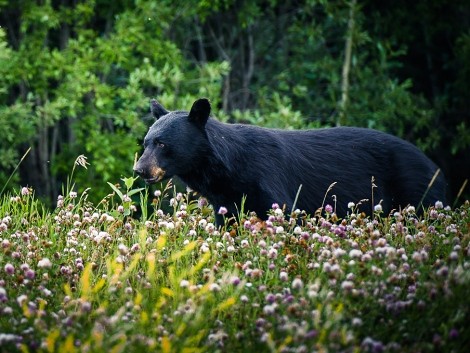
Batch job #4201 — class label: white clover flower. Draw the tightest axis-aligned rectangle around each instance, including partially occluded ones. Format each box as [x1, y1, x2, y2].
[349, 249, 362, 258]
[292, 278, 304, 289]
[341, 280, 354, 291]
[241, 239, 249, 248]
[198, 219, 207, 228]
[209, 283, 221, 292]
[263, 304, 276, 315]
[118, 244, 129, 255]
[180, 279, 190, 288]
[279, 271, 288, 282]
[38, 258, 52, 269]
[348, 202, 355, 209]
[268, 247, 278, 259]
[435, 200, 443, 209]
[333, 248, 346, 258]
[16, 294, 28, 306]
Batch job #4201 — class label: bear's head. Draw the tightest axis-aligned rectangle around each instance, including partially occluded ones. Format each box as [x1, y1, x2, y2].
[133, 98, 211, 184]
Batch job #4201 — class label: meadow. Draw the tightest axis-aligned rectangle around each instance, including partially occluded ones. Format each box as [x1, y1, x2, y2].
[0, 163, 469, 352]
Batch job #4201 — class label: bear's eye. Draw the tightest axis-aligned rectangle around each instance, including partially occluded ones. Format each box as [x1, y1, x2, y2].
[154, 140, 165, 148]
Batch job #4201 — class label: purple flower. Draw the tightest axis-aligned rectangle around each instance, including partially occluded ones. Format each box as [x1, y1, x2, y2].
[4, 263, 14, 275]
[218, 207, 228, 215]
[25, 269, 35, 280]
[449, 328, 459, 339]
[324, 204, 333, 213]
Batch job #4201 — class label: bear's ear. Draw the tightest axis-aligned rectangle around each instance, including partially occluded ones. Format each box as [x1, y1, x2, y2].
[150, 99, 169, 119]
[188, 98, 211, 126]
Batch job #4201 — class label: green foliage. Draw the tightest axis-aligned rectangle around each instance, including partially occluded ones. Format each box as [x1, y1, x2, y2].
[0, 0, 468, 202]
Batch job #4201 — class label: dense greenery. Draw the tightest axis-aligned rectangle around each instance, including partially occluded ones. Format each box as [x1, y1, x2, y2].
[0, 175, 469, 352]
[0, 0, 468, 204]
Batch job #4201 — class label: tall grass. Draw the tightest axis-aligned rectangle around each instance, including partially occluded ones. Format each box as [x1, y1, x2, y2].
[0, 167, 469, 352]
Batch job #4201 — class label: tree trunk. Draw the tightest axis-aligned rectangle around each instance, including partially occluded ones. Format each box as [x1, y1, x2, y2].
[338, 0, 357, 126]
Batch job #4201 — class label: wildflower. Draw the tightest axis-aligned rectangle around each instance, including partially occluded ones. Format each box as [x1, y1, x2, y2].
[230, 276, 240, 286]
[4, 263, 14, 275]
[69, 191, 77, 199]
[75, 155, 89, 169]
[17, 294, 28, 306]
[279, 271, 288, 282]
[117, 205, 125, 213]
[241, 239, 249, 248]
[0, 287, 7, 302]
[227, 245, 235, 252]
[81, 301, 92, 312]
[449, 328, 459, 339]
[198, 219, 207, 228]
[240, 295, 249, 303]
[21, 187, 30, 196]
[268, 247, 278, 259]
[435, 200, 443, 209]
[406, 205, 415, 214]
[263, 304, 276, 315]
[130, 243, 140, 253]
[324, 204, 333, 213]
[154, 189, 162, 197]
[449, 251, 459, 261]
[349, 249, 362, 258]
[24, 269, 35, 280]
[294, 226, 302, 235]
[275, 226, 284, 234]
[352, 317, 363, 327]
[218, 207, 228, 215]
[374, 204, 383, 212]
[118, 244, 129, 255]
[341, 280, 354, 291]
[292, 278, 304, 290]
[348, 202, 355, 209]
[198, 198, 208, 208]
[209, 283, 221, 292]
[0, 223, 8, 233]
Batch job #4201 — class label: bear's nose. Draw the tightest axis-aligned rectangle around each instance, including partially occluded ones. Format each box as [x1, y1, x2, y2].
[133, 167, 144, 177]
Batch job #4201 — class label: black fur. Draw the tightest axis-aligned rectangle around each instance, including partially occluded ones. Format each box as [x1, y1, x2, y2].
[134, 98, 447, 225]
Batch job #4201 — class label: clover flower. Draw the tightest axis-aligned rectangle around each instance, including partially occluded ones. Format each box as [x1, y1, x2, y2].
[4, 263, 14, 275]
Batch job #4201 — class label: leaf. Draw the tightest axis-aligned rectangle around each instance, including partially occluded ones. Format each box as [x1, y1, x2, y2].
[107, 182, 124, 201]
[127, 187, 145, 197]
[122, 176, 139, 190]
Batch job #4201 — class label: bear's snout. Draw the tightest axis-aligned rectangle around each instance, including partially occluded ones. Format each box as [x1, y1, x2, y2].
[133, 159, 166, 184]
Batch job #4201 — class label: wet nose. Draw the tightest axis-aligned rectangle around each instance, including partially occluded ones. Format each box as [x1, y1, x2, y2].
[133, 166, 144, 177]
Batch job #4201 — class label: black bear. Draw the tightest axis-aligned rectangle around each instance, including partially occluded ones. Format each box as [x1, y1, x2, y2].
[134, 98, 447, 225]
